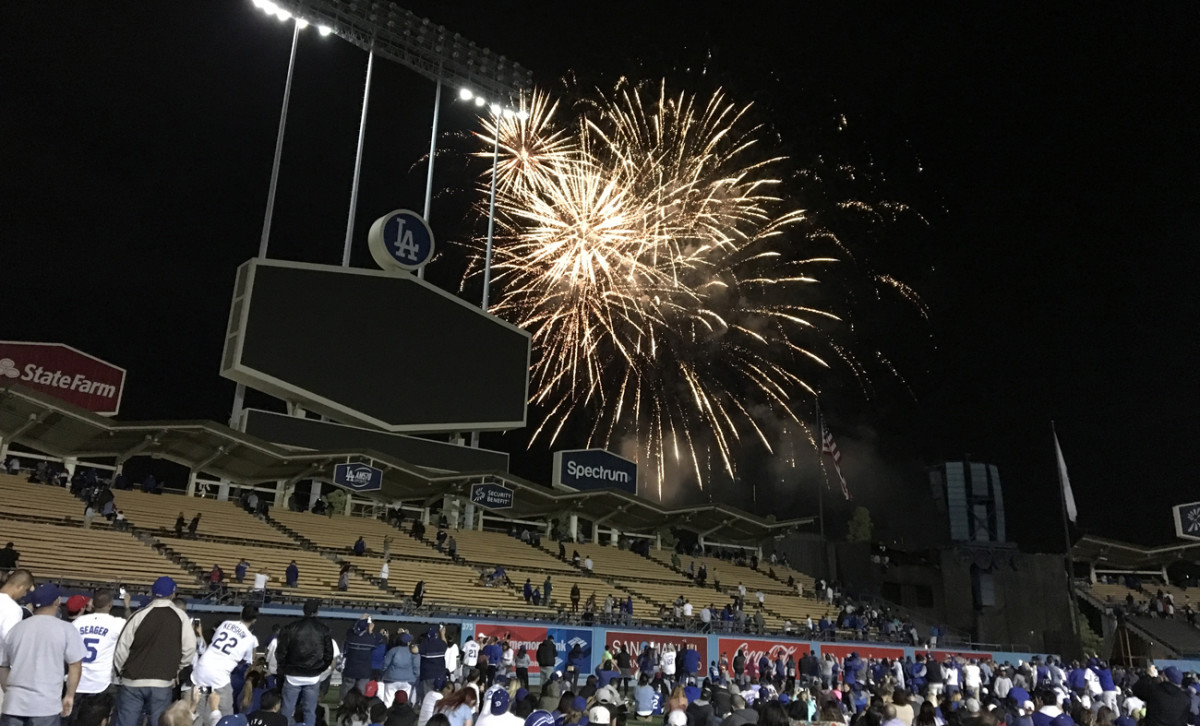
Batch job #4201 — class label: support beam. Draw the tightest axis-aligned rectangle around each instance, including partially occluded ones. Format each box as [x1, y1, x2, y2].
[116, 432, 166, 465]
[0, 412, 49, 459]
[308, 481, 322, 511]
[568, 514, 578, 542]
[592, 504, 631, 527]
[698, 520, 733, 539]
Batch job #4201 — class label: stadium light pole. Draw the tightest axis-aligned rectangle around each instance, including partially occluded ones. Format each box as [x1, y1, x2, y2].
[236, 1, 331, 432]
[418, 71, 442, 280]
[480, 114, 501, 312]
[342, 50, 375, 267]
[257, 20, 300, 259]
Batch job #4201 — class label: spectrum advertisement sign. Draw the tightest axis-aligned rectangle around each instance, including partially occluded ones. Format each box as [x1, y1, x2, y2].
[0, 341, 126, 415]
[473, 623, 592, 674]
[552, 449, 638, 495]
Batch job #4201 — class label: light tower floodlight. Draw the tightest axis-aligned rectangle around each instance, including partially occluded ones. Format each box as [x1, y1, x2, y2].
[272, 0, 533, 106]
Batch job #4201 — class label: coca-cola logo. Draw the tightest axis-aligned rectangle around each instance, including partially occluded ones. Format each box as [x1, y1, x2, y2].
[719, 638, 810, 668]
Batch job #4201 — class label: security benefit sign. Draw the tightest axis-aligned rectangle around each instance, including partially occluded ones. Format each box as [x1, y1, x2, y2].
[471, 481, 514, 510]
[552, 449, 638, 495]
[333, 462, 383, 493]
[1174, 501, 1200, 541]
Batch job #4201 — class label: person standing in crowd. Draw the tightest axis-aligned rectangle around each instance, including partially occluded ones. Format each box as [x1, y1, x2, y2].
[276, 599, 334, 726]
[285, 562, 299, 588]
[535, 635, 556, 679]
[417, 626, 447, 700]
[191, 605, 260, 726]
[354, 538, 366, 556]
[382, 633, 420, 708]
[461, 637, 479, 682]
[412, 582, 425, 608]
[235, 559, 250, 584]
[380, 559, 391, 588]
[174, 514, 186, 538]
[342, 616, 386, 699]
[72, 588, 132, 720]
[111, 577, 196, 726]
[0, 544, 19, 571]
[0, 584, 86, 726]
[1131, 666, 1190, 726]
[188, 514, 201, 538]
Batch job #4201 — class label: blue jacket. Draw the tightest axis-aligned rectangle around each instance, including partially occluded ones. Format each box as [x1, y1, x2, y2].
[483, 643, 503, 666]
[286, 564, 299, 584]
[682, 649, 700, 675]
[1067, 668, 1087, 691]
[418, 629, 447, 681]
[382, 646, 420, 683]
[568, 649, 589, 673]
[343, 624, 385, 679]
[1092, 666, 1116, 692]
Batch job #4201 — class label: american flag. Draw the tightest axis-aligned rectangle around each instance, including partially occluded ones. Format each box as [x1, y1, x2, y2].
[820, 410, 851, 500]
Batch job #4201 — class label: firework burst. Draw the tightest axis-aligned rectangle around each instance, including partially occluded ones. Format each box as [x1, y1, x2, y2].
[468, 79, 912, 498]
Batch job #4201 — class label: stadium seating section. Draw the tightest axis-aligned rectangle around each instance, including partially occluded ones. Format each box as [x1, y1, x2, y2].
[113, 488, 294, 544]
[0, 474, 841, 631]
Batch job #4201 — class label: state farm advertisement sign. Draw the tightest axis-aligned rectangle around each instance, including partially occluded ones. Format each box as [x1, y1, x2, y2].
[0, 342, 125, 415]
[718, 637, 811, 665]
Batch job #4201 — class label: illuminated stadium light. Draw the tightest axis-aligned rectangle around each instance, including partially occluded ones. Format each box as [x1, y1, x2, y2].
[459, 87, 473, 101]
[270, 0, 533, 106]
[317, 24, 332, 36]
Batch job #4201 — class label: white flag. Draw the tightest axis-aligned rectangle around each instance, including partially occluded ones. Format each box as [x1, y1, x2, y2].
[1054, 430, 1077, 523]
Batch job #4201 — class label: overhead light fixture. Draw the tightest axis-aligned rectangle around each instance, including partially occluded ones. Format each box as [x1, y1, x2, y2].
[474, 96, 486, 107]
[296, 18, 310, 29]
[517, 110, 529, 121]
[459, 88, 473, 101]
[489, 104, 501, 115]
[317, 24, 332, 36]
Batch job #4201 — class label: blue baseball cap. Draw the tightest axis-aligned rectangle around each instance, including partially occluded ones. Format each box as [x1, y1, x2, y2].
[1163, 667, 1183, 685]
[490, 689, 511, 716]
[1009, 687, 1031, 705]
[217, 716, 248, 726]
[525, 711, 556, 726]
[28, 583, 61, 608]
[152, 576, 176, 598]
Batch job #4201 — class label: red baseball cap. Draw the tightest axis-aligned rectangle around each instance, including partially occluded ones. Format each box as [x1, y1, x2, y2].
[66, 595, 91, 615]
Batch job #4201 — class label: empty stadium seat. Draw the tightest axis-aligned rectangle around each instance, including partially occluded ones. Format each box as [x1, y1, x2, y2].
[0, 516, 195, 589]
[115, 489, 294, 544]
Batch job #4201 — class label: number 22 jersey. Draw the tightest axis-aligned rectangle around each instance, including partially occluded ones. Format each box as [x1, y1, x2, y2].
[193, 620, 259, 688]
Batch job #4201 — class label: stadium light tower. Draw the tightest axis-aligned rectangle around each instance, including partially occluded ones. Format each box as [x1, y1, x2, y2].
[250, 0, 332, 259]
[266, 0, 535, 269]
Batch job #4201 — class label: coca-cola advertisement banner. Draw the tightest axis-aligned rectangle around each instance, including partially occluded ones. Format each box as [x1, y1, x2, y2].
[605, 630, 709, 669]
[0, 341, 125, 415]
[718, 637, 812, 664]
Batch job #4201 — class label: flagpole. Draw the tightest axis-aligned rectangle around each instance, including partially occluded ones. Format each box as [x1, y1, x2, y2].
[815, 399, 826, 541]
[1053, 420, 1083, 651]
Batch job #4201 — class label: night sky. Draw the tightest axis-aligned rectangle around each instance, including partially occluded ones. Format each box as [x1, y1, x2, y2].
[4, 3, 1197, 551]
